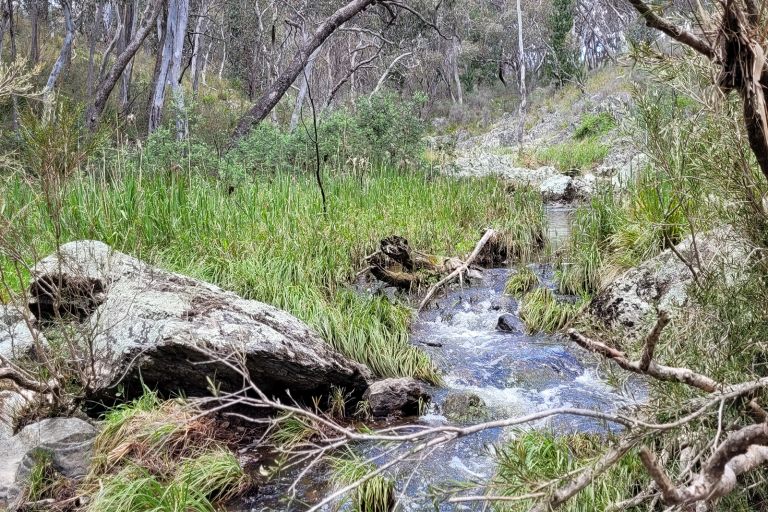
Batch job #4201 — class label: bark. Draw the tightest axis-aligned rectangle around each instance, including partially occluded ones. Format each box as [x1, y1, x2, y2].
[515, 0, 526, 146]
[119, 0, 138, 115]
[289, 44, 320, 131]
[0, 1, 9, 58]
[230, 0, 378, 146]
[41, 0, 75, 114]
[29, 0, 40, 64]
[366, 236, 463, 291]
[147, 0, 189, 138]
[190, 0, 211, 95]
[86, 0, 164, 132]
[86, 2, 103, 99]
[569, 329, 720, 392]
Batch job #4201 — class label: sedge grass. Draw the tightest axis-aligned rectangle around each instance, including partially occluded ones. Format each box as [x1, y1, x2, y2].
[518, 287, 583, 333]
[504, 266, 539, 297]
[1, 166, 545, 382]
[330, 450, 394, 512]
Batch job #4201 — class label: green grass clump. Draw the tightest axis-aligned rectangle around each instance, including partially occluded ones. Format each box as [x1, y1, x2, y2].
[2, 167, 545, 383]
[574, 112, 615, 140]
[491, 431, 645, 511]
[535, 139, 610, 171]
[86, 392, 248, 512]
[518, 287, 582, 333]
[331, 451, 394, 512]
[505, 266, 539, 297]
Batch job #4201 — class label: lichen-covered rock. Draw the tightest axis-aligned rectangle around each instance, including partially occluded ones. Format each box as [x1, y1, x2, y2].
[539, 174, 575, 202]
[363, 378, 430, 418]
[0, 417, 97, 506]
[590, 228, 748, 338]
[27, 241, 372, 400]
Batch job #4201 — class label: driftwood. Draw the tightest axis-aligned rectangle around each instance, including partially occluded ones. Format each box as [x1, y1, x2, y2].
[365, 235, 463, 291]
[418, 228, 497, 311]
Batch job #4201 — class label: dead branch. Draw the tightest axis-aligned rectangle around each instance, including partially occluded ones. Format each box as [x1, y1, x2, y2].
[568, 329, 719, 392]
[626, 0, 715, 58]
[418, 228, 497, 311]
[641, 423, 768, 504]
[639, 309, 671, 371]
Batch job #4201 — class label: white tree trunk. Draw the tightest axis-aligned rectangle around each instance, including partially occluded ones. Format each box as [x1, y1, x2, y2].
[148, 0, 189, 139]
[289, 44, 320, 132]
[515, 0, 527, 147]
[451, 36, 463, 105]
[42, 0, 75, 118]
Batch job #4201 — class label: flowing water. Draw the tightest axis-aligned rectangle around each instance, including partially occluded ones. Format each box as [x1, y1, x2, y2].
[237, 207, 646, 511]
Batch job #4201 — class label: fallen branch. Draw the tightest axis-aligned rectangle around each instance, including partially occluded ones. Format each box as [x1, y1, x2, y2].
[417, 228, 497, 311]
[568, 329, 719, 392]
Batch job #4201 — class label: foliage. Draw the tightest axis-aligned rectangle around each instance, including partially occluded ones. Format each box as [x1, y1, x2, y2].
[85, 391, 248, 512]
[331, 450, 394, 512]
[573, 112, 615, 140]
[1, 165, 545, 383]
[505, 266, 539, 297]
[518, 287, 583, 333]
[491, 431, 646, 511]
[534, 138, 609, 171]
[546, 0, 582, 87]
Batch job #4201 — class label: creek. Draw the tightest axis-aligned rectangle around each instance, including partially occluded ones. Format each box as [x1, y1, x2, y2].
[237, 206, 645, 511]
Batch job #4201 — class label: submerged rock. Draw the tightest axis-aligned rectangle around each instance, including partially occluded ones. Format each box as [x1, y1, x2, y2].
[364, 378, 430, 418]
[591, 228, 748, 337]
[0, 417, 98, 505]
[24, 241, 372, 400]
[441, 392, 488, 422]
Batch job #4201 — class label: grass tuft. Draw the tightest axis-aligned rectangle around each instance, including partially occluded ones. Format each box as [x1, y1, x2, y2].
[505, 266, 539, 297]
[331, 450, 394, 512]
[518, 287, 583, 333]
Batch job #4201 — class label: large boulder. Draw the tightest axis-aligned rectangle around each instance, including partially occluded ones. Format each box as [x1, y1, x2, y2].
[25, 241, 372, 400]
[363, 378, 430, 418]
[590, 228, 748, 338]
[0, 417, 97, 506]
[539, 174, 575, 202]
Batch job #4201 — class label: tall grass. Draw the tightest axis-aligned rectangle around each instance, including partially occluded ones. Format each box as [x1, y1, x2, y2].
[1, 166, 545, 382]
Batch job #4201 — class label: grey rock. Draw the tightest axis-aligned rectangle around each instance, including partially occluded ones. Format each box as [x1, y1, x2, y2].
[363, 378, 430, 418]
[0, 305, 43, 361]
[539, 175, 575, 202]
[27, 241, 372, 400]
[591, 227, 748, 338]
[441, 392, 487, 423]
[496, 314, 521, 334]
[0, 417, 97, 504]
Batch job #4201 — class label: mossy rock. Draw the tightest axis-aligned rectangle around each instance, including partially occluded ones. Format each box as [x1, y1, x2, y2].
[441, 392, 488, 423]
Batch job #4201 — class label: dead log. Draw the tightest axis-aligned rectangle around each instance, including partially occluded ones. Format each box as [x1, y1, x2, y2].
[366, 237, 463, 291]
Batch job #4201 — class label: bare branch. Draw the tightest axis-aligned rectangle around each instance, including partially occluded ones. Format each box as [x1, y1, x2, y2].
[626, 0, 715, 58]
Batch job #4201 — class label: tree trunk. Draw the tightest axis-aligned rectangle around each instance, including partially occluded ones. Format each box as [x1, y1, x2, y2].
[230, 0, 377, 146]
[29, 0, 39, 64]
[515, 0, 527, 146]
[86, 2, 103, 99]
[289, 43, 320, 132]
[42, 0, 75, 115]
[0, 1, 9, 58]
[450, 36, 463, 105]
[147, 0, 189, 138]
[86, 0, 164, 131]
[190, 0, 210, 96]
[119, 0, 138, 116]
[7, 0, 18, 131]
